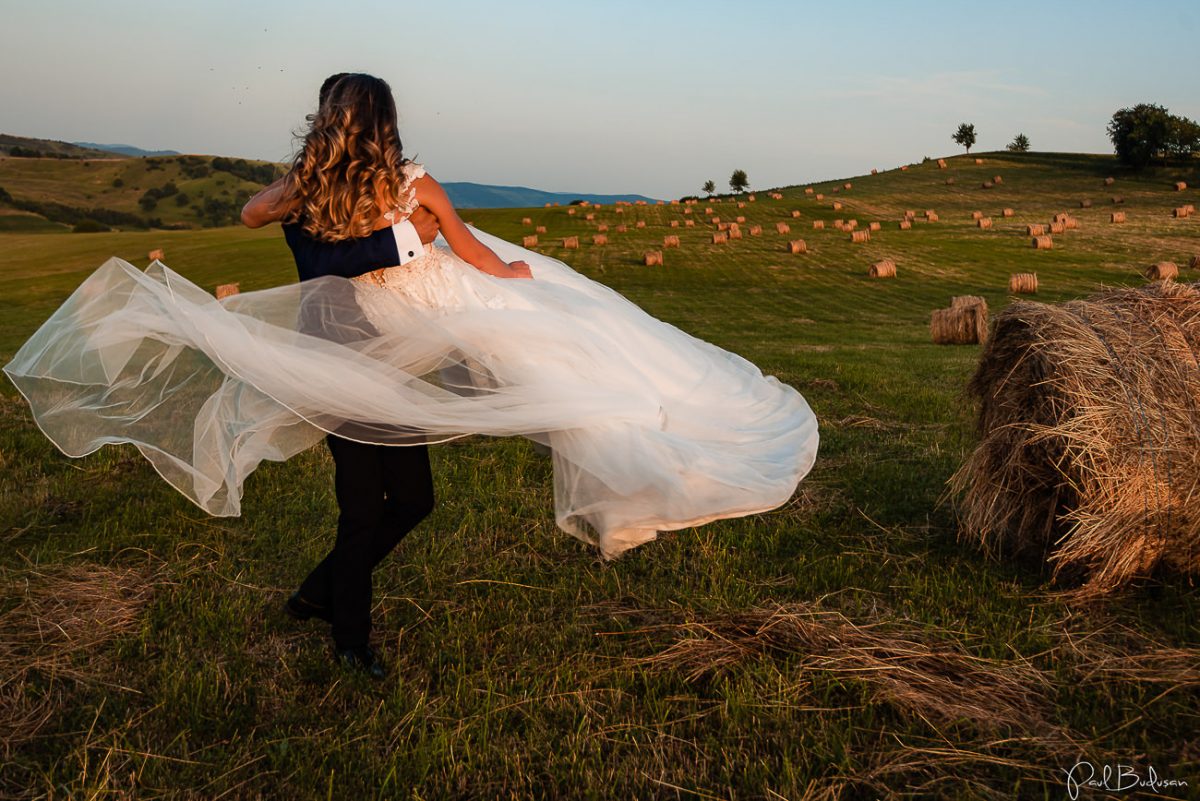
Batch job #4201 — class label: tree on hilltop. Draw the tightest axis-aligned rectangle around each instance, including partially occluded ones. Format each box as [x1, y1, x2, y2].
[729, 169, 749, 194]
[1107, 103, 1200, 168]
[702, 179, 715, 197]
[1007, 133, 1030, 152]
[952, 123, 977, 154]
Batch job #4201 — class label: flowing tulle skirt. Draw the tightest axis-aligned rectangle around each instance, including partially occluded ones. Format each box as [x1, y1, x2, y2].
[3, 228, 818, 558]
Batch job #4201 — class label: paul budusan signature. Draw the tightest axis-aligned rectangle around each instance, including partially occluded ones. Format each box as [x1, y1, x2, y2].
[1065, 761, 1189, 799]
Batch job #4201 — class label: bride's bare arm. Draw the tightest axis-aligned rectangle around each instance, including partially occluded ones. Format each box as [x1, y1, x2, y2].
[412, 174, 532, 279]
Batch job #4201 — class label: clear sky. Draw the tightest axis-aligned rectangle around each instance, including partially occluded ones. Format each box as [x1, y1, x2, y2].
[2, 0, 1197, 199]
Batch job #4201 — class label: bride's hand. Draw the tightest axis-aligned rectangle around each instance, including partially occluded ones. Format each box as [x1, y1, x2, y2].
[505, 261, 532, 279]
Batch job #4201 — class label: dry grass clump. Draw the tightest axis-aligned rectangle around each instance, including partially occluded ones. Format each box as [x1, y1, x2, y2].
[951, 280, 1200, 597]
[1009, 273, 1038, 294]
[869, 259, 896, 278]
[0, 563, 161, 756]
[931, 297, 988, 345]
[620, 603, 1054, 735]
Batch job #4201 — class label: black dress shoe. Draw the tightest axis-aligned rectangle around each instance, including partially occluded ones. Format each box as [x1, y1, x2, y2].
[335, 645, 386, 680]
[285, 592, 332, 624]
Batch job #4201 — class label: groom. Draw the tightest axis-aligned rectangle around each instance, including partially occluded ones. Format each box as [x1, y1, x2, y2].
[240, 74, 440, 679]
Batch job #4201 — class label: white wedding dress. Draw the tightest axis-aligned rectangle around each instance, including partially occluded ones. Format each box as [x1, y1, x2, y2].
[4, 166, 819, 559]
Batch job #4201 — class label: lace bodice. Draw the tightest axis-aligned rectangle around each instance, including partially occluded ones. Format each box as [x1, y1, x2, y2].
[383, 161, 427, 224]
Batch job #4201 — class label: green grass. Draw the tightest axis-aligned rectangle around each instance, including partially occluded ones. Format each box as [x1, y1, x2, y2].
[1, 152, 1197, 799]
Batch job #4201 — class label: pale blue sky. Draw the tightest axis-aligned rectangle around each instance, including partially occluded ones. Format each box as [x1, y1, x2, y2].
[1, 0, 1196, 199]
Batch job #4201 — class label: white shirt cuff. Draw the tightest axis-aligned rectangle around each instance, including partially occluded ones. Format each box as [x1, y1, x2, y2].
[391, 219, 424, 265]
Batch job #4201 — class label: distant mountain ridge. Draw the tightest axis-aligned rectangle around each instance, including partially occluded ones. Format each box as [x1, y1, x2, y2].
[440, 181, 658, 209]
[73, 142, 181, 158]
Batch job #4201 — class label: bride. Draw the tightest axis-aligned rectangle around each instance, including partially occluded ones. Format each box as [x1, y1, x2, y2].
[3, 74, 819, 562]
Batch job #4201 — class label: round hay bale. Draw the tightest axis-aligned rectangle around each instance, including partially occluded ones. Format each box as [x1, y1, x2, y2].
[982, 181, 994, 189]
[536, 225, 547, 234]
[148, 249, 165, 261]
[567, 208, 576, 216]
[850, 230, 871, 243]
[937, 158, 947, 168]
[950, 281, 1200, 596]
[1104, 177, 1115, 186]
[975, 158, 984, 165]
[1002, 208, 1015, 217]
[215, 282, 240, 300]
[635, 221, 646, 229]
[736, 216, 746, 223]
[972, 211, 984, 220]
[1187, 205, 1196, 214]
[905, 210, 917, 220]
[669, 220, 679, 228]
[1175, 181, 1188, 191]
[1079, 199, 1092, 208]
[1049, 222, 1066, 235]
[562, 236, 579, 249]
[684, 219, 695, 227]
[993, 175, 1003, 184]
[898, 220, 912, 230]
[926, 213, 939, 222]
[684, 207, 693, 214]
[776, 222, 791, 234]
[791, 210, 802, 218]
[1112, 196, 1124, 204]
[945, 178, 956, 185]
[1173, 207, 1190, 219]
[1145, 262, 1178, 280]
[1191, 255, 1200, 270]
[869, 259, 896, 278]
[711, 216, 721, 224]
[1064, 217, 1078, 230]
[1110, 212, 1126, 224]
[598, 223, 609, 232]
[523, 235, 539, 247]
[832, 202, 843, 211]
[924, 209, 937, 218]
[521, 217, 532, 225]
[846, 219, 858, 230]
[737, 202, 746, 209]
[748, 194, 756, 202]
[644, 250, 663, 266]
[749, 225, 762, 236]
[788, 240, 807, 254]
[729, 226, 743, 240]
[868, 221, 881, 231]
[812, 220, 825, 229]
[718, 222, 731, 231]
[900, 165, 909, 171]
[1027, 224, 1046, 236]
[712, 232, 727, 244]
[616, 225, 628, 233]
[1032, 235, 1053, 249]
[815, 194, 824, 201]
[585, 213, 595, 221]
[592, 234, 608, 246]
[951, 295, 987, 310]
[930, 302, 987, 345]
[844, 183, 852, 190]
[977, 217, 993, 229]
[804, 188, 814, 195]
[1008, 273, 1038, 294]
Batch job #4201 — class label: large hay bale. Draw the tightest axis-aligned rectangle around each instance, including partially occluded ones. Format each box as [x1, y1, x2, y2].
[791, 210, 802, 218]
[845, 219, 858, 230]
[523, 235, 539, 247]
[598, 223, 609, 232]
[737, 202, 746, 209]
[1002, 208, 1014, 217]
[844, 182, 852, 190]
[971, 211, 984, 220]
[749, 225, 762, 236]
[898, 220, 912, 230]
[1186, 205, 1196, 214]
[1027, 223, 1046, 236]
[644, 250, 663, 266]
[993, 175, 1003, 185]
[1033, 235, 1053, 249]
[748, 194, 756, 202]
[868, 221, 881, 232]
[1174, 207, 1190, 219]
[521, 217, 532, 225]
[1110, 212, 1126, 224]
[930, 300, 988, 345]
[728, 226, 743, 239]
[924, 209, 937, 218]
[950, 281, 1200, 596]
[562, 236, 579, 249]
[711, 216, 721, 224]
[616, 224, 628, 233]
[585, 213, 595, 221]
[850, 230, 871, 243]
[869, 259, 896, 278]
[905, 210, 916, 220]
[148, 249, 165, 261]
[635, 221, 646, 229]
[815, 193, 824, 200]
[788, 240, 807, 254]
[832, 201, 843, 211]
[1009, 273, 1038, 294]
[1146, 262, 1178, 280]
[900, 165, 909, 171]
[684, 207, 693, 214]
[736, 215, 746, 223]
[977, 217, 993, 229]
[926, 213, 939, 222]
[812, 220, 825, 229]
[1176, 181, 1188, 191]
[669, 220, 679, 228]
[536, 225, 547, 234]
[684, 219, 695, 227]
[718, 222, 731, 231]
[1049, 222, 1066, 235]
[215, 282, 240, 299]
[775, 222, 790, 234]
[592, 234, 608, 245]
[951, 294, 987, 310]
[712, 232, 727, 244]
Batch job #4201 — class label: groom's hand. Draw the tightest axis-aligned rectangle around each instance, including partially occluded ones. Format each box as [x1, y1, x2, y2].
[410, 207, 440, 244]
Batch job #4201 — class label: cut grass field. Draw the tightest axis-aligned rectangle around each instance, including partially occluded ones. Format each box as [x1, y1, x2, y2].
[1, 151, 1197, 799]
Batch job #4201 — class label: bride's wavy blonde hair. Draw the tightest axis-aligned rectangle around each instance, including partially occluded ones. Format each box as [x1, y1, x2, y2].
[284, 73, 410, 242]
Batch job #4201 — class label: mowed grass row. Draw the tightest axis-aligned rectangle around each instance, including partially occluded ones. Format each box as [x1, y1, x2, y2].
[0, 152, 1197, 799]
